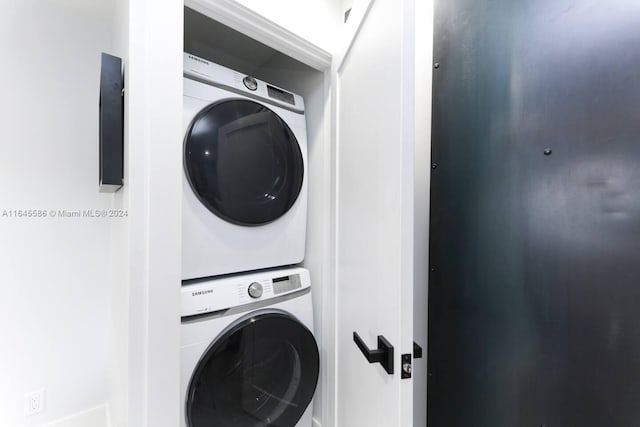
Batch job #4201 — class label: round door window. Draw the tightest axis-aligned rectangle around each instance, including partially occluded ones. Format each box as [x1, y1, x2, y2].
[184, 99, 304, 226]
[186, 312, 319, 427]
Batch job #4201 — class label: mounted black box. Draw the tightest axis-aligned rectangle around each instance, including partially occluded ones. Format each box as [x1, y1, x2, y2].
[99, 52, 123, 192]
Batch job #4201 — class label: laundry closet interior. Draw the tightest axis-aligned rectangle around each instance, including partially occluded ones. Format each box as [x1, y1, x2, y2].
[179, 5, 332, 427]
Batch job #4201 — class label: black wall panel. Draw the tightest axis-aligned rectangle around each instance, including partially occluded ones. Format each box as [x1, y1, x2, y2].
[427, 1, 640, 425]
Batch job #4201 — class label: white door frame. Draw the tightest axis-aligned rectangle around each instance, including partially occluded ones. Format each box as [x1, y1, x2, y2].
[127, 0, 425, 425]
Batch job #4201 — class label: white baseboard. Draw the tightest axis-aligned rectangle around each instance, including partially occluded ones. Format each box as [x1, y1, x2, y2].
[41, 404, 110, 427]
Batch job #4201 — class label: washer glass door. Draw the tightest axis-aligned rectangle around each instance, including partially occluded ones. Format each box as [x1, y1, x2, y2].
[184, 99, 304, 226]
[186, 312, 319, 427]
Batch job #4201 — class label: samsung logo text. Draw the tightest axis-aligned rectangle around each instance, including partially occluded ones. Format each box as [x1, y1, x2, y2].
[189, 55, 208, 64]
[192, 289, 213, 296]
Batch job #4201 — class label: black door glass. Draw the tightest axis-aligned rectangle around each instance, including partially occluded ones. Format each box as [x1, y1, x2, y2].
[186, 312, 320, 427]
[185, 100, 304, 226]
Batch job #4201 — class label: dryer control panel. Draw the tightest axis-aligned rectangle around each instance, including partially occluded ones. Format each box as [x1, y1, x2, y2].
[181, 267, 311, 317]
[183, 52, 305, 113]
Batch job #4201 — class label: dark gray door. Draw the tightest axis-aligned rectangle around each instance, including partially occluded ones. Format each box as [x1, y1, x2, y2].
[427, 1, 640, 426]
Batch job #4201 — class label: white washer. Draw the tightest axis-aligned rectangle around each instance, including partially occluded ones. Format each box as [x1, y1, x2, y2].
[181, 267, 319, 427]
[182, 53, 308, 280]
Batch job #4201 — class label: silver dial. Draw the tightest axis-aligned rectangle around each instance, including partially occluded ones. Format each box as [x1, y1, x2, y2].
[243, 76, 258, 91]
[248, 282, 263, 299]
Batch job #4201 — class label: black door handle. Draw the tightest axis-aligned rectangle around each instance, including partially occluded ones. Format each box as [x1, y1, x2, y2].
[353, 332, 394, 375]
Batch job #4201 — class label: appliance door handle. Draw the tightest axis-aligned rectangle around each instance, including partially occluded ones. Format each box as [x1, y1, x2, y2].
[353, 332, 394, 375]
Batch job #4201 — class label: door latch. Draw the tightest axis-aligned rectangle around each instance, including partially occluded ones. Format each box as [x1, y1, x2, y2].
[401, 342, 423, 379]
[401, 353, 412, 379]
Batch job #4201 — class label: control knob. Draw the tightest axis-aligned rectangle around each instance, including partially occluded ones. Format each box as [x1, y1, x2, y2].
[248, 282, 263, 299]
[243, 76, 258, 91]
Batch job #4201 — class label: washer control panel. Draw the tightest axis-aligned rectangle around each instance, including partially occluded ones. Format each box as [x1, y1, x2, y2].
[181, 267, 311, 317]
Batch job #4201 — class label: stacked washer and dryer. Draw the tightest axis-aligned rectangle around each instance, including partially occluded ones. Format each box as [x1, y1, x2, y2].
[181, 53, 319, 427]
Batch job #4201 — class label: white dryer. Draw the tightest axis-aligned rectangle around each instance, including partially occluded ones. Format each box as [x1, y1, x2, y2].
[182, 53, 308, 280]
[181, 267, 319, 427]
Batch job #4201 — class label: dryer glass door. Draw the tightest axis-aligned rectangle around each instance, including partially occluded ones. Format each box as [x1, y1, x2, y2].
[184, 99, 304, 226]
[186, 312, 319, 427]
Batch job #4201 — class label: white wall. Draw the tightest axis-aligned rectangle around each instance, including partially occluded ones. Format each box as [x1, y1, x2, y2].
[0, 1, 115, 426]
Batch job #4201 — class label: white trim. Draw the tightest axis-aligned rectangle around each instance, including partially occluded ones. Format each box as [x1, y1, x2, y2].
[105, 402, 112, 427]
[125, 1, 183, 426]
[41, 404, 110, 427]
[399, 0, 416, 425]
[185, 0, 332, 71]
[320, 66, 337, 427]
[328, 3, 376, 425]
[413, 1, 434, 425]
[328, 40, 343, 427]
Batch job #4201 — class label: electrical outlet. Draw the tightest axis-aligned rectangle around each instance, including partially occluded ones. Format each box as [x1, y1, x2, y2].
[24, 388, 45, 416]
